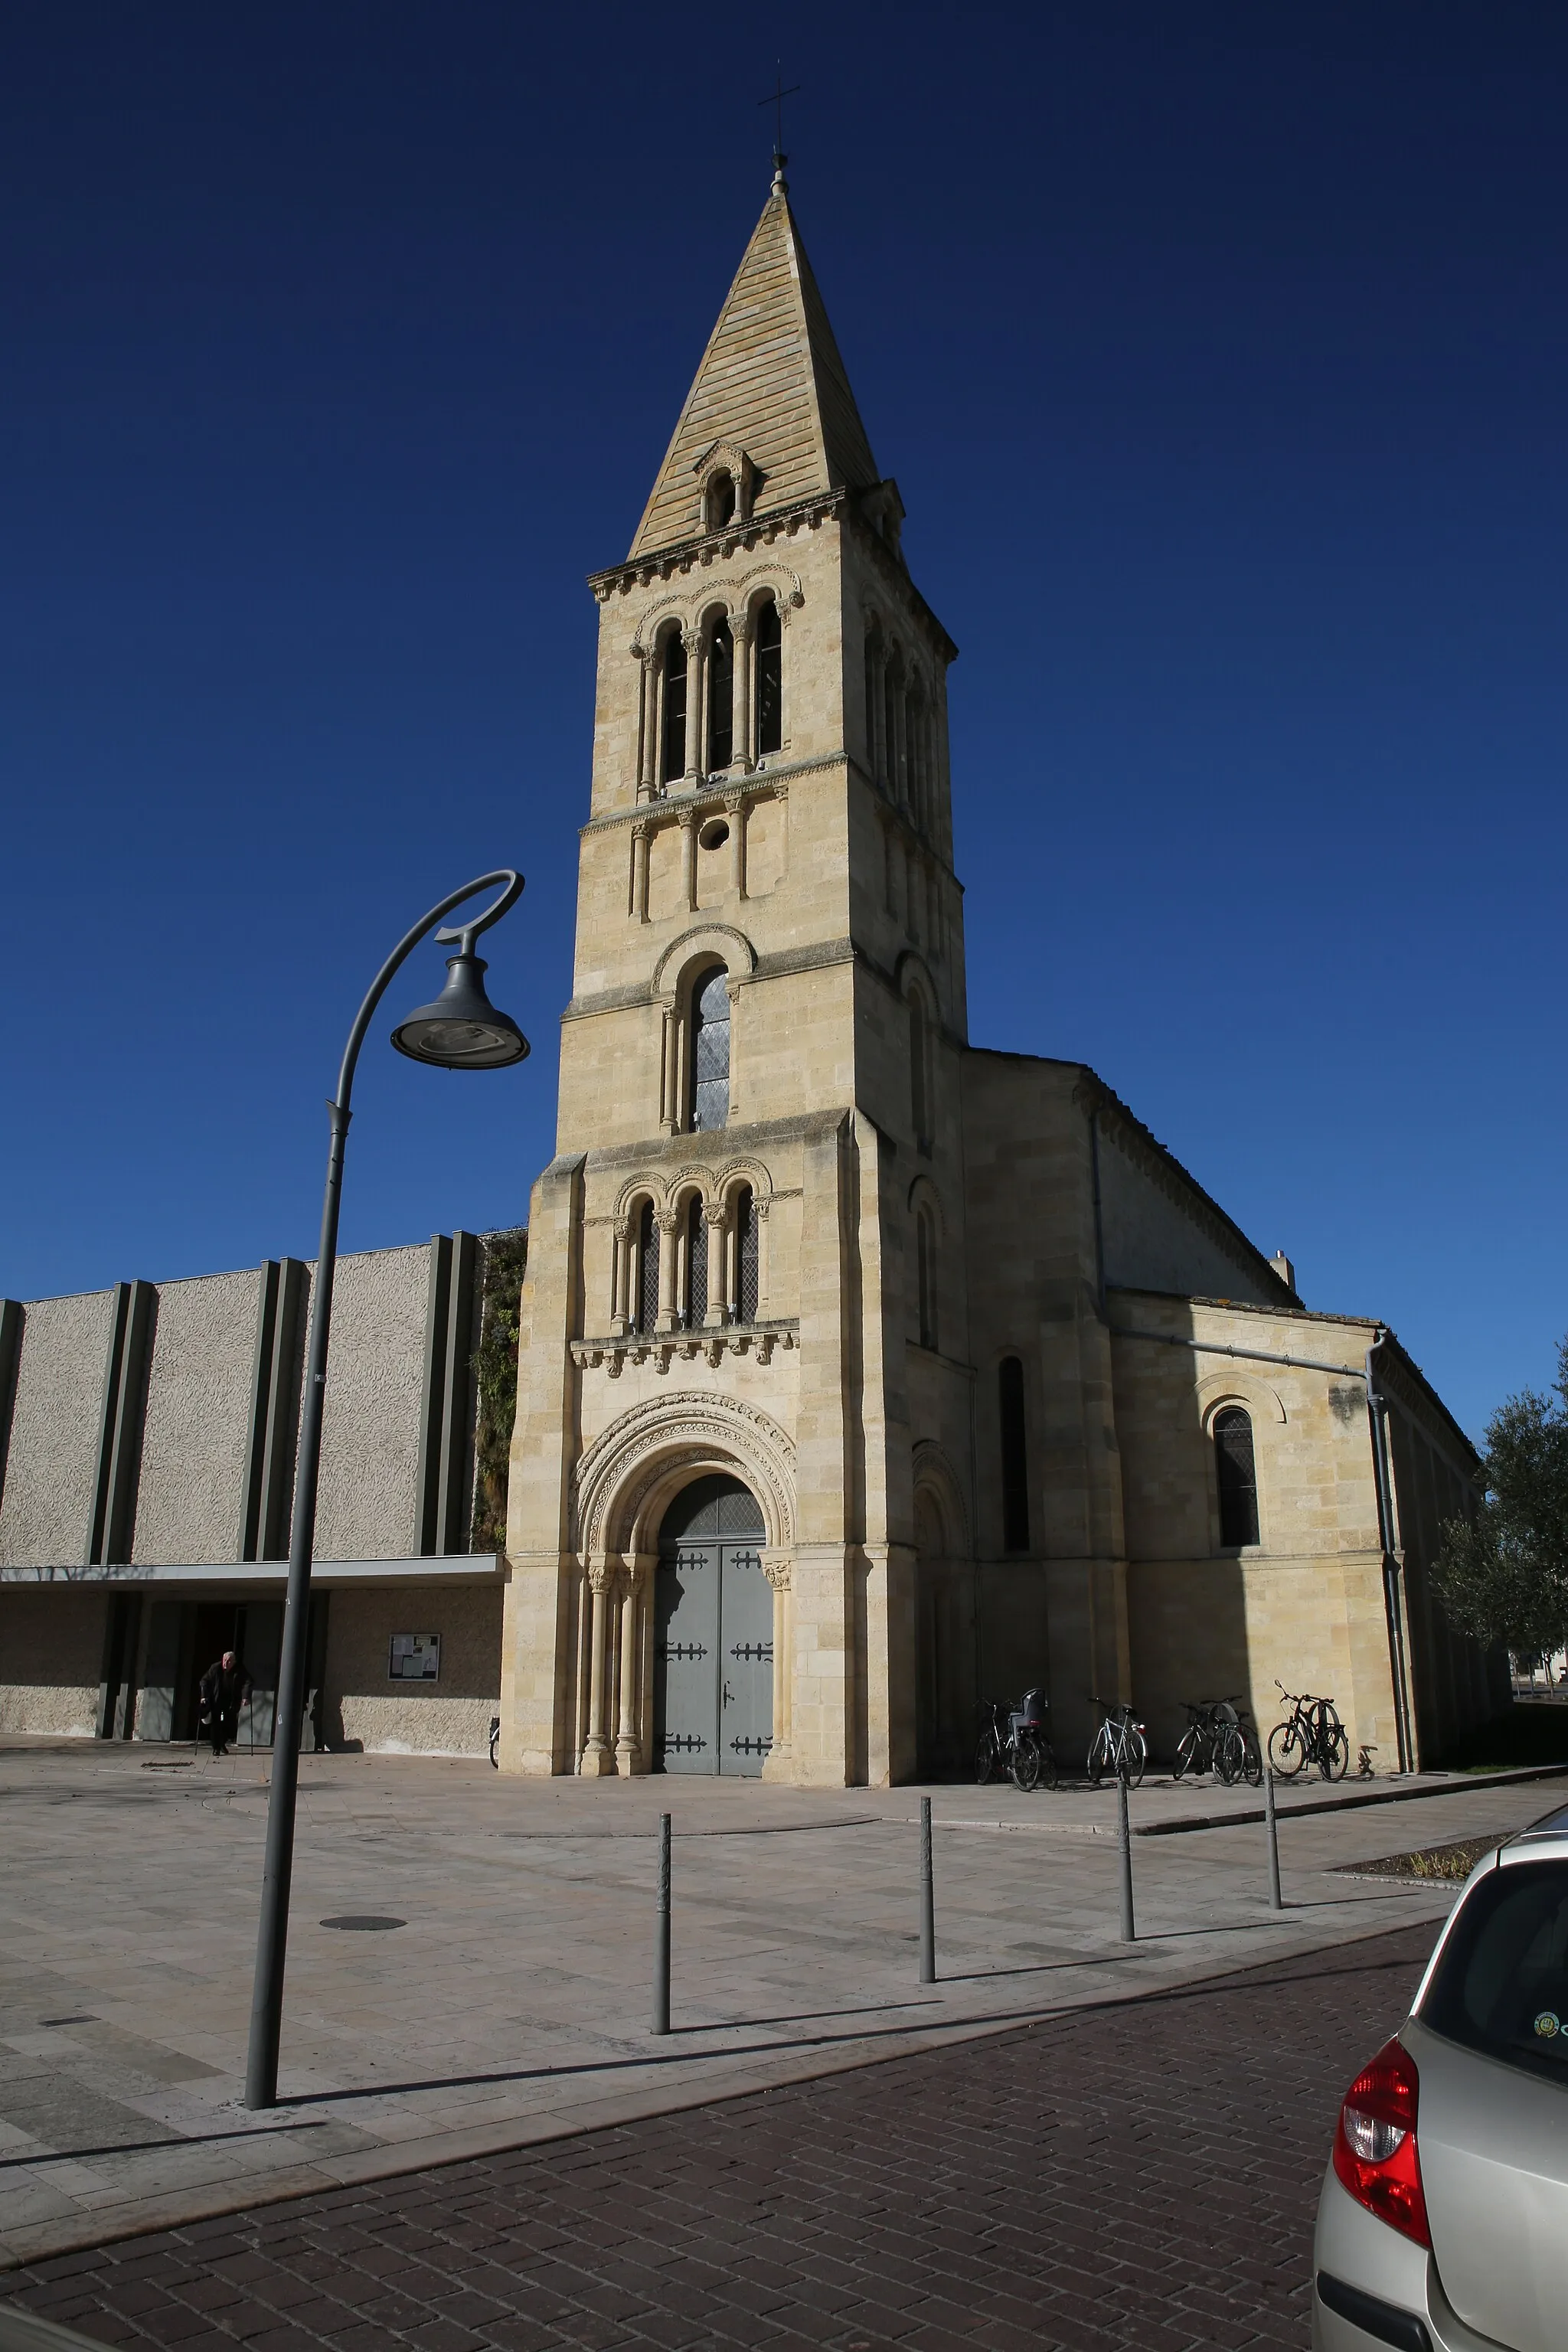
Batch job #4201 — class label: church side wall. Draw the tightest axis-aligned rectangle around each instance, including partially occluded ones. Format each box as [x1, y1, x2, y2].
[0, 1289, 116, 1569]
[0, 1587, 105, 1736]
[322, 1583, 502, 1758]
[132, 1270, 256, 1566]
[1096, 1119, 1285, 1308]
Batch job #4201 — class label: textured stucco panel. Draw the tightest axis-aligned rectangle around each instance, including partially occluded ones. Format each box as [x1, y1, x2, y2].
[0, 1290, 115, 1568]
[312, 1246, 429, 1563]
[325, 1583, 501, 1756]
[0, 1588, 106, 1735]
[133, 1270, 258, 1566]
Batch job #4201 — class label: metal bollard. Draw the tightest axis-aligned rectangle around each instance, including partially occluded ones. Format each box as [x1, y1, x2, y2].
[918, 1795, 936, 1984]
[652, 1811, 671, 2035]
[1117, 1769, 1135, 1942]
[1264, 1765, 1283, 1911]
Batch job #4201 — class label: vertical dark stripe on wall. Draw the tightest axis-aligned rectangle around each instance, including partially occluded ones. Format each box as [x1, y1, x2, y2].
[240, 1262, 282, 1561]
[87, 1279, 156, 1566]
[0, 1298, 24, 1514]
[238, 1259, 309, 1561]
[436, 1230, 479, 1556]
[415, 1234, 454, 1557]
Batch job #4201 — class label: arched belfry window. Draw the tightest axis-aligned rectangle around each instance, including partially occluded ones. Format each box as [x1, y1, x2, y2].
[707, 618, 733, 772]
[690, 966, 730, 1131]
[661, 634, 688, 786]
[735, 1185, 759, 1322]
[635, 1201, 660, 1335]
[683, 1194, 708, 1328]
[999, 1357, 1030, 1552]
[756, 597, 782, 757]
[1214, 1406, 1260, 1547]
[916, 1205, 937, 1351]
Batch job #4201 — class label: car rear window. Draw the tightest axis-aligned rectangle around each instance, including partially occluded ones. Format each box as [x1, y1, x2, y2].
[1420, 1857, 1568, 2085]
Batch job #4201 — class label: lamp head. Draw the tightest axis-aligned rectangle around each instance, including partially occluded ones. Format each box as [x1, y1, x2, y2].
[390, 949, 530, 1070]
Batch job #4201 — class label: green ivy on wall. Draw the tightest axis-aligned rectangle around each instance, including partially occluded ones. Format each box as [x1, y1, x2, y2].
[471, 1226, 528, 1554]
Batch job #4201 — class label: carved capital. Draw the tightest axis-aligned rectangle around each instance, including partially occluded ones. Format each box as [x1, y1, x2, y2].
[631, 818, 651, 841]
[702, 1202, 727, 1229]
[654, 1210, 679, 1236]
[763, 1552, 792, 1592]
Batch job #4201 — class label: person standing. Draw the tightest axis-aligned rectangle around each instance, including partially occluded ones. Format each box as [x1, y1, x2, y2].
[198, 1648, 252, 1757]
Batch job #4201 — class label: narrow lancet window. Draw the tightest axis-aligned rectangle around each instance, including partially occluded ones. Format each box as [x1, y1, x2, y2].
[863, 622, 882, 781]
[661, 634, 688, 785]
[690, 966, 730, 1131]
[1214, 1407, 1260, 1546]
[909, 994, 929, 1146]
[999, 1357, 1030, 1551]
[635, 1201, 660, 1334]
[756, 597, 782, 756]
[916, 1207, 937, 1351]
[684, 1194, 707, 1328]
[706, 470, 736, 530]
[736, 1186, 759, 1322]
[707, 618, 733, 771]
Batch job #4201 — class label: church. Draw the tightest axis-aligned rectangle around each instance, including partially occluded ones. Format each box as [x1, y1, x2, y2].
[498, 165, 1504, 1786]
[0, 172, 1504, 1780]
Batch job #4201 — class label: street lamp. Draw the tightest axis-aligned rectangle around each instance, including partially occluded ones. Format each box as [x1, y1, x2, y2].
[244, 870, 528, 2112]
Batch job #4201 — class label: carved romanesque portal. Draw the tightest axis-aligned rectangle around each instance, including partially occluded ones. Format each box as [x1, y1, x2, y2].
[653, 1474, 771, 1775]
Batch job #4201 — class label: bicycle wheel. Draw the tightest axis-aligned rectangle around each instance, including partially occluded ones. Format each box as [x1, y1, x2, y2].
[1088, 1725, 1109, 1785]
[489, 1717, 500, 1769]
[1037, 1738, 1060, 1792]
[1124, 1727, 1147, 1788]
[975, 1733, 998, 1786]
[1214, 1725, 1242, 1786]
[1268, 1720, 1308, 1779]
[1173, 1726, 1203, 1781]
[1010, 1730, 1042, 1793]
[1323, 1724, 1351, 1782]
[1238, 1724, 1263, 1787]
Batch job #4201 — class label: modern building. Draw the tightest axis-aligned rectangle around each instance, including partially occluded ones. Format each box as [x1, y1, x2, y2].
[498, 167, 1504, 1784]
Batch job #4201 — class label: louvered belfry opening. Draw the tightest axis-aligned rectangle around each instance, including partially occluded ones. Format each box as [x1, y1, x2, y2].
[756, 597, 782, 756]
[661, 633, 688, 784]
[635, 1200, 660, 1334]
[691, 966, 730, 1130]
[1214, 1406, 1260, 1547]
[707, 619, 733, 771]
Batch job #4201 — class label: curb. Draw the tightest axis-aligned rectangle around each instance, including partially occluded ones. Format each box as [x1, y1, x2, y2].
[1135, 1761, 1568, 1838]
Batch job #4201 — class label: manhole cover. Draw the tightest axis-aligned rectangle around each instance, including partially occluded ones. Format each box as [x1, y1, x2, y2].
[320, 1915, 406, 1932]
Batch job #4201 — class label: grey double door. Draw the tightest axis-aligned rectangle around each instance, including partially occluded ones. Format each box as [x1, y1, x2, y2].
[654, 1475, 772, 1776]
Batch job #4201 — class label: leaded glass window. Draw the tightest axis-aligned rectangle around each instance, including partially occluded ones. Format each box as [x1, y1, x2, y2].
[635, 1200, 659, 1335]
[756, 598, 782, 756]
[691, 966, 730, 1131]
[661, 633, 688, 785]
[1214, 1407, 1260, 1547]
[707, 619, 733, 771]
[684, 1194, 708, 1328]
[736, 1186, 759, 1323]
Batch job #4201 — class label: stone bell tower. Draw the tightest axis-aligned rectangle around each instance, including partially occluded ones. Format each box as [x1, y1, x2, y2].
[499, 161, 969, 1785]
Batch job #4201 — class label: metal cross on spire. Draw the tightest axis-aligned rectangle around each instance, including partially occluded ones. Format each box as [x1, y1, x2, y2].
[758, 67, 800, 185]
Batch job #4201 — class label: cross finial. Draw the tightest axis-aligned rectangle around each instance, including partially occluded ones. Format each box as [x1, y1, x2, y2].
[757, 67, 800, 191]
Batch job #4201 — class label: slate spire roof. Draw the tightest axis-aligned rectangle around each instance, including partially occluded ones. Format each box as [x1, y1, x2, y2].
[628, 172, 881, 562]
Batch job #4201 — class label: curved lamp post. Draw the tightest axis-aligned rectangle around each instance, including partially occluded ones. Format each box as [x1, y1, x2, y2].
[245, 871, 528, 2111]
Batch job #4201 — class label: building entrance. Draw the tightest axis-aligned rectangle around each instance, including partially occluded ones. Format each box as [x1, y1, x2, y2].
[653, 1475, 771, 1776]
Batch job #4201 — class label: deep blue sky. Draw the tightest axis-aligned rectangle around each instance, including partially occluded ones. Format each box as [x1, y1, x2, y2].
[3, 2, 1563, 1441]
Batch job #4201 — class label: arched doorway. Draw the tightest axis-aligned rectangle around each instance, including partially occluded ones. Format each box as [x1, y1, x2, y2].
[654, 1474, 771, 1776]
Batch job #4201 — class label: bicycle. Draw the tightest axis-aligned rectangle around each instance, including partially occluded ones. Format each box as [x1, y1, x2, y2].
[1087, 1697, 1147, 1788]
[1268, 1684, 1349, 1781]
[489, 1714, 501, 1769]
[1173, 1697, 1263, 1787]
[975, 1690, 1059, 1793]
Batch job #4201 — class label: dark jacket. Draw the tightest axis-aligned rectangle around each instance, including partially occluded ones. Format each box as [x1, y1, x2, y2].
[198, 1658, 252, 1726]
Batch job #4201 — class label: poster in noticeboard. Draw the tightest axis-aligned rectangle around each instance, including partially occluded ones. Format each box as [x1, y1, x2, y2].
[388, 1632, 440, 1683]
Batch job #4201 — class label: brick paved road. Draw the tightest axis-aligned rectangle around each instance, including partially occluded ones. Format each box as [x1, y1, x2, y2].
[3, 1920, 1436, 2352]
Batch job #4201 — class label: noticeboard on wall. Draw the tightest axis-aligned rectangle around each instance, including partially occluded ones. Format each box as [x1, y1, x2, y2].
[388, 1632, 440, 1683]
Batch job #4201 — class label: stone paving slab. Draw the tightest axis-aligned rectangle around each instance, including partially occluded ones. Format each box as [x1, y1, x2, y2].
[0, 1919, 1440, 2350]
[0, 1742, 1547, 2271]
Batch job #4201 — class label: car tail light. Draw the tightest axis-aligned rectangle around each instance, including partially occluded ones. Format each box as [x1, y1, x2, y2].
[1332, 2036, 1431, 2247]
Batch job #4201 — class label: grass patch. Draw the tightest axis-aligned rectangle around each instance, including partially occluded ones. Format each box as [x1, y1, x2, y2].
[1344, 1836, 1501, 1882]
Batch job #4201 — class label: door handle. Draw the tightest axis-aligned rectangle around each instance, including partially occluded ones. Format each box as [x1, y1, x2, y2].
[723, 1681, 734, 1707]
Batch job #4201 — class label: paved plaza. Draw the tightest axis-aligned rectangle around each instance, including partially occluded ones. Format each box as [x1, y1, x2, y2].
[0, 1737, 1555, 2283]
[5, 1919, 1439, 2350]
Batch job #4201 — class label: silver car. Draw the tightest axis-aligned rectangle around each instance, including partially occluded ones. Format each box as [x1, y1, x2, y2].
[1313, 1804, 1568, 2352]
